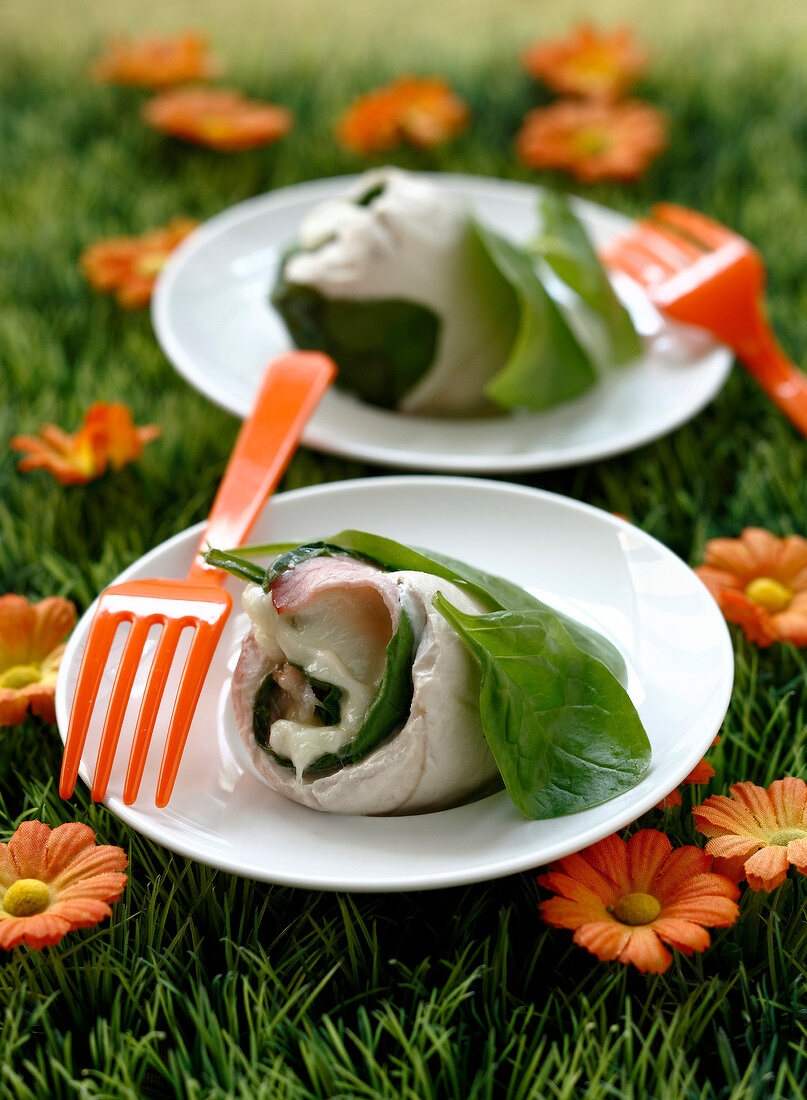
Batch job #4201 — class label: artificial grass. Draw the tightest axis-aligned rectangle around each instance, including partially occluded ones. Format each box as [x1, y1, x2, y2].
[3, 36, 807, 1100]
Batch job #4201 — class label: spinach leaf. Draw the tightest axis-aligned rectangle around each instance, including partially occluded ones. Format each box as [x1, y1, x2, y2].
[323, 530, 627, 683]
[433, 596, 651, 818]
[530, 190, 641, 366]
[271, 260, 440, 408]
[291, 665, 343, 726]
[469, 219, 597, 412]
[206, 532, 626, 681]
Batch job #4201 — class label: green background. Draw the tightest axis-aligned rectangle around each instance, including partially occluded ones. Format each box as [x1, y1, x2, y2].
[3, 1, 807, 1095]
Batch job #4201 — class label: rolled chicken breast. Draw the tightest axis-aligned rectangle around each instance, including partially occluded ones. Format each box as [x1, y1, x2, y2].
[231, 553, 501, 815]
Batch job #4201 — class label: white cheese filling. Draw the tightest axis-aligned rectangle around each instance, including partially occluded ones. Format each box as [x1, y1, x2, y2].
[241, 584, 391, 777]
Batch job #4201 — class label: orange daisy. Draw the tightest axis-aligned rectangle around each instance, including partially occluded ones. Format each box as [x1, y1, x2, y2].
[657, 737, 720, 809]
[10, 402, 160, 486]
[89, 31, 219, 89]
[694, 527, 807, 647]
[0, 595, 76, 726]
[522, 24, 649, 102]
[336, 75, 469, 155]
[0, 821, 128, 950]
[538, 829, 740, 973]
[515, 99, 667, 183]
[80, 216, 197, 308]
[143, 86, 294, 152]
[693, 778, 807, 891]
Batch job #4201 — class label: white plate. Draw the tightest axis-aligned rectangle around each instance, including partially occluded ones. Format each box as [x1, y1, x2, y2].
[55, 477, 733, 892]
[152, 174, 732, 473]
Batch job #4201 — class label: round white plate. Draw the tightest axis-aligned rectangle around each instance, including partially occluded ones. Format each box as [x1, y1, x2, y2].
[151, 174, 732, 473]
[55, 477, 733, 892]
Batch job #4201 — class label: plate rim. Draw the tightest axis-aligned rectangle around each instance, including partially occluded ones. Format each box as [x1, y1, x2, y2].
[151, 172, 734, 474]
[55, 475, 735, 891]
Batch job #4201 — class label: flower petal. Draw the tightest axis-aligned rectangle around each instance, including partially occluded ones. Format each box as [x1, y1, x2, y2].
[8, 820, 51, 878]
[51, 844, 129, 890]
[743, 845, 790, 891]
[651, 917, 711, 955]
[539, 896, 609, 930]
[0, 912, 72, 950]
[573, 919, 632, 962]
[616, 926, 672, 974]
[57, 872, 129, 904]
[626, 829, 673, 892]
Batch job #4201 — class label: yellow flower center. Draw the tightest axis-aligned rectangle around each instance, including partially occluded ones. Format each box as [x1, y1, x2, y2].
[768, 828, 807, 846]
[611, 891, 662, 926]
[0, 664, 42, 690]
[134, 251, 168, 277]
[3, 878, 51, 917]
[744, 577, 792, 612]
[573, 125, 610, 157]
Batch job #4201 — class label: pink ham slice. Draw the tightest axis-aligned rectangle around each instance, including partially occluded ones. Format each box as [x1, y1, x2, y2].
[270, 553, 401, 633]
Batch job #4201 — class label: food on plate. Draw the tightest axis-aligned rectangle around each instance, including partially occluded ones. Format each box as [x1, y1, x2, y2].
[270, 167, 640, 417]
[206, 531, 651, 818]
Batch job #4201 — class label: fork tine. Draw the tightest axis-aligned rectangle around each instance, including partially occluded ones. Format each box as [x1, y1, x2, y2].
[60, 612, 123, 799]
[122, 619, 185, 805]
[651, 203, 738, 249]
[603, 238, 677, 286]
[635, 220, 704, 266]
[154, 616, 230, 808]
[90, 617, 154, 802]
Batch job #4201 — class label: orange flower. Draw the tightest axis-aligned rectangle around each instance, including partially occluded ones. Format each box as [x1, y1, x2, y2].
[143, 87, 294, 151]
[538, 829, 740, 973]
[695, 527, 807, 647]
[657, 736, 720, 809]
[515, 99, 667, 183]
[523, 24, 649, 102]
[693, 778, 807, 890]
[0, 821, 127, 949]
[0, 595, 76, 726]
[10, 402, 160, 486]
[89, 31, 219, 89]
[80, 217, 197, 308]
[336, 76, 469, 155]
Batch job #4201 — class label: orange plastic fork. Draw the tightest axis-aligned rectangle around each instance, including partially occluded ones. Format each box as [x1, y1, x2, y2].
[60, 350, 336, 809]
[603, 203, 807, 436]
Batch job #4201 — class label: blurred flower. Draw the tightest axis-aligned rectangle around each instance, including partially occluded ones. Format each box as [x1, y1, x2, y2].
[80, 216, 197, 308]
[516, 98, 667, 182]
[522, 24, 649, 101]
[143, 86, 294, 151]
[695, 527, 807, 647]
[89, 31, 219, 89]
[0, 821, 128, 949]
[538, 829, 739, 973]
[693, 778, 807, 890]
[336, 75, 469, 154]
[657, 737, 720, 809]
[0, 596, 76, 726]
[10, 402, 160, 486]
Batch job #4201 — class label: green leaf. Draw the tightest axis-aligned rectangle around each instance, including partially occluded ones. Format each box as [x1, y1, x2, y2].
[271, 259, 440, 408]
[207, 532, 627, 682]
[323, 530, 628, 683]
[433, 597, 651, 819]
[470, 219, 597, 412]
[530, 190, 642, 366]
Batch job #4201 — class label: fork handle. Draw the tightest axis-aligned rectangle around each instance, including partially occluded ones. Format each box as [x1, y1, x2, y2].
[737, 329, 807, 438]
[186, 351, 337, 584]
